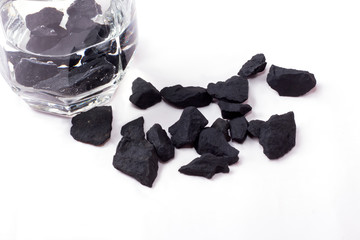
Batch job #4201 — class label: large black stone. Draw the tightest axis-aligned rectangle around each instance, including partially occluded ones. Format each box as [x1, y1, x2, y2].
[130, 78, 162, 109]
[211, 118, 230, 142]
[121, 117, 145, 141]
[168, 107, 208, 148]
[113, 137, 159, 187]
[218, 100, 252, 119]
[15, 59, 59, 87]
[179, 153, 230, 179]
[67, 0, 102, 19]
[160, 85, 213, 108]
[238, 53, 267, 78]
[259, 112, 296, 159]
[70, 106, 112, 146]
[146, 124, 175, 162]
[25, 7, 64, 31]
[229, 117, 248, 143]
[207, 76, 248, 103]
[247, 120, 265, 138]
[266, 65, 317, 97]
[195, 128, 239, 164]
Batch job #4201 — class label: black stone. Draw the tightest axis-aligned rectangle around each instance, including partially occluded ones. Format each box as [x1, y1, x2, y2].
[70, 106, 112, 146]
[67, 0, 102, 19]
[179, 153, 230, 179]
[259, 112, 296, 159]
[218, 100, 252, 119]
[238, 53, 267, 78]
[15, 59, 59, 87]
[266, 65, 317, 97]
[207, 75, 248, 103]
[195, 128, 239, 164]
[113, 137, 159, 187]
[121, 117, 145, 141]
[25, 7, 64, 31]
[83, 24, 111, 46]
[66, 16, 96, 33]
[229, 117, 248, 143]
[168, 107, 208, 148]
[146, 124, 175, 162]
[211, 118, 230, 142]
[160, 85, 213, 108]
[26, 35, 63, 53]
[30, 25, 68, 38]
[247, 120, 265, 138]
[129, 78, 162, 109]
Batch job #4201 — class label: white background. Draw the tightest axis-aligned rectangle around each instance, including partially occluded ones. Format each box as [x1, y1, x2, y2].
[1, 0, 360, 239]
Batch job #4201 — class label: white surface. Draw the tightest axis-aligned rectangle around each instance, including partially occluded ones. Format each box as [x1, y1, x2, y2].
[1, 0, 360, 239]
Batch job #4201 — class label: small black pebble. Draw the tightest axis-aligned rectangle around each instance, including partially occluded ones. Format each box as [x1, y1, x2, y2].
[229, 117, 248, 143]
[238, 53, 267, 78]
[146, 124, 175, 162]
[169, 107, 208, 148]
[130, 78, 162, 109]
[247, 120, 265, 138]
[266, 65, 317, 97]
[179, 153, 230, 179]
[259, 112, 296, 159]
[207, 76, 248, 103]
[70, 106, 112, 146]
[218, 100, 252, 119]
[211, 118, 230, 142]
[160, 85, 213, 108]
[121, 117, 145, 141]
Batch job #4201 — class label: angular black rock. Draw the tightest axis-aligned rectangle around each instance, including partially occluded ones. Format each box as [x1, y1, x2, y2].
[67, 0, 102, 19]
[179, 153, 230, 179]
[211, 118, 230, 142]
[113, 137, 159, 187]
[247, 120, 265, 138]
[81, 40, 119, 70]
[229, 117, 249, 143]
[160, 85, 213, 108]
[15, 59, 59, 87]
[70, 106, 112, 146]
[195, 128, 239, 164]
[168, 107, 208, 148]
[129, 78, 162, 109]
[259, 112, 296, 159]
[66, 16, 96, 32]
[146, 124, 175, 162]
[121, 117, 145, 141]
[25, 7, 64, 31]
[238, 53, 267, 78]
[218, 100, 252, 119]
[266, 65, 317, 97]
[207, 76, 248, 103]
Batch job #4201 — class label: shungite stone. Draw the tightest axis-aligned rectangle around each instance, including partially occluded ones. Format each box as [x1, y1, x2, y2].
[218, 100, 252, 119]
[67, 0, 102, 19]
[26, 35, 62, 53]
[211, 118, 230, 142]
[229, 117, 248, 143]
[179, 153, 230, 179]
[266, 65, 317, 97]
[195, 128, 239, 164]
[83, 24, 111, 46]
[66, 16, 96, 32]
[70, 106, 112, 146]
[25, 7, 64, 31]
[129, 78, 162, 109]
[247, 120, 265, 138]
[168, 107, 208, 148]
[160, 85, 212, 108]
[82, 40, 116, 63]
[121, 117, 145, 141]
[30, 25, 68, 38]
[146, 124, 175, 162]
[259, 112, 296, 159]
[207, 76, 248, 103]
[238, 53, 267, 78]
[113, 137, 159, 187]
[15, 59, 59, 87]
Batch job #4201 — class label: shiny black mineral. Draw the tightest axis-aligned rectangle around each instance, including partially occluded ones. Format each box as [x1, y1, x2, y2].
[70, 106, 112, 146]
[179, 153, 230, 179]
[130, 78, 162, 109]
[238, 53, 267, 78]
[266, 65, 317, 97]
[160, 85, 213, 108]
[218, 100, 252, 119]
[207, 76, 248, 103]
[146, 124, 175, 162]
[168, 107, 208, 148]
[229, 117, 248, 143]
[211, 118, 230, 142]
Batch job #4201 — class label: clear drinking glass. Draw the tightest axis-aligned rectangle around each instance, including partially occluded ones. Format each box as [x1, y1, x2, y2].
[0, 0, 137, 116]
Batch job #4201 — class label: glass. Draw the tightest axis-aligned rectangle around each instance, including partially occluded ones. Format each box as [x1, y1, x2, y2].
[0, 0, 137, 116]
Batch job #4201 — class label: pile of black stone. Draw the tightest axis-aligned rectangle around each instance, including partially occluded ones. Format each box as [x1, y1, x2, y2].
[70, 53, 317, 187]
